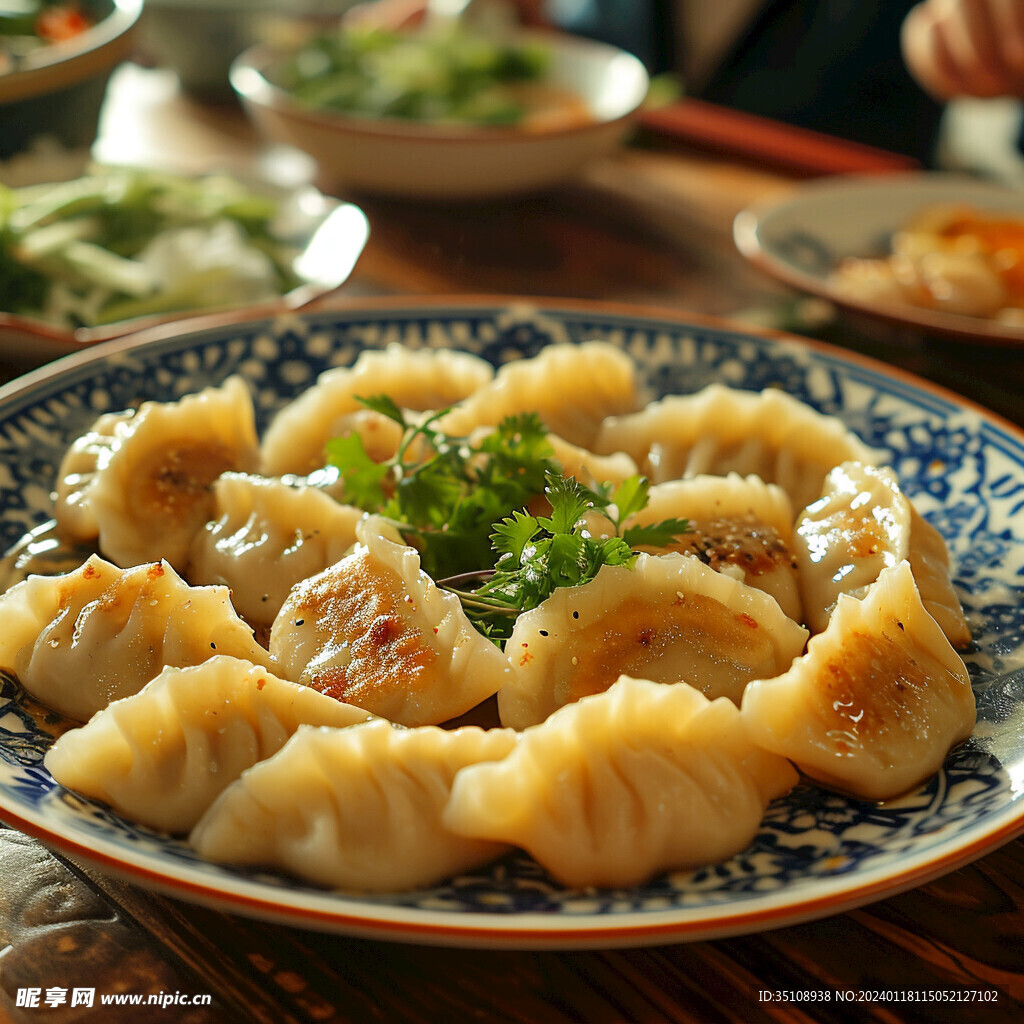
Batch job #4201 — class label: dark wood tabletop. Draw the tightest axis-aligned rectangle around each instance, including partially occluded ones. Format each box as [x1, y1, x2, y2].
[0, 63, 1022, 1024]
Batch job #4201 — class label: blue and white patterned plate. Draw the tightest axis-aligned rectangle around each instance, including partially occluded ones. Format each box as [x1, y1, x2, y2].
[734, 172, 1024, 345]
[0, 299, 1022, 949]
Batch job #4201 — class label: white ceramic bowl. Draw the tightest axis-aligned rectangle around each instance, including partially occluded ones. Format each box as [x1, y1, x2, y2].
[0, 0, 143, 158]
[138, 1, 355, 99]
[229, 30, 649, 199]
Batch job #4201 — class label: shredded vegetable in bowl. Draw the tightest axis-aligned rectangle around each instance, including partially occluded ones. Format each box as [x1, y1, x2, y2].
[275, 23, 591, 131]
[0, 167, 306, 330]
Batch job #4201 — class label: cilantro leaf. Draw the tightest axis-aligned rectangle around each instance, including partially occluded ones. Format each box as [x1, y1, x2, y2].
[622, 518, 691, 549]
[537, 473, 596, 535]
[546, 531, 587, 587]
[324, 432, 390, 509]
[354, 393, 407, 427]
[467, 473, 646, 640]
[389, 454, 466, 529]
[491, 510, 540, 564]
[326, 402, 559, 580]
[610, 475, 650, 524]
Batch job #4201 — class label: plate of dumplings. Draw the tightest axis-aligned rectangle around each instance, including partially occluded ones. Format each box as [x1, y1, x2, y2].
[0, 299, 1022, 949]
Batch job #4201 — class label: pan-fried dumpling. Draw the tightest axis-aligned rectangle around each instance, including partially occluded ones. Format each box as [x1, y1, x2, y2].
[619, 474, 801, 622]
[497, 552, 809, 730]
[53, 409, 134, 542]
[908, 505, 971, 648]
[545, 432, 639, 489]
[445, 675, 798, 889]
[189, 720, 518, 891]
[44, 657, 374, 834]
[70, 376, 260, 570]
[437, 342, 640, 450]
[319, 408, 406, 464]
[259, 345, 494, 476]
[740, 561, 975, 801]
[270, 517, 512, 726]
[0, 554, 274, 721]
[594, 384, 878, 511]
[794, 461, 970, 646]
[186, 473, 364, 628]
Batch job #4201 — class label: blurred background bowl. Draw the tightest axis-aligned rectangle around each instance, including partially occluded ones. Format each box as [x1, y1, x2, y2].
[138, 1, 355, 101]
[229, 30, 650, 200]
[0, 171, 370, 361]
[0, 0, 142, 159]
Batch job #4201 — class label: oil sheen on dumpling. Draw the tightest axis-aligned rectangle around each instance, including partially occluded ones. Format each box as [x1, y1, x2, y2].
[622, 474, 801, 622]
[497, 552, 809, 730]
[0, 554, 273, 721]
[186, 472, 364, 628]
[794, 461, 970, 646]
[189, 720, 518, 892]
[44, 656, 374, 834]
[259, 345, 494, 476]
[594, 384, 878, 512]
[436, 342, 640, 451]
[75, 376, 260, 570]
[740, 561, 975, 801]
[270, 517, 512, 726]
[445, 675, 798, 889]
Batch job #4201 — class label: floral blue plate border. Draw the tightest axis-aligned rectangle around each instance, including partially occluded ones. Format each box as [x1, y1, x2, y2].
[0, 298, 1022, 949]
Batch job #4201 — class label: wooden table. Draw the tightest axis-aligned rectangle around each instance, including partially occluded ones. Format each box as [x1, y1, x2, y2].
[1, 64, 1022, 1023]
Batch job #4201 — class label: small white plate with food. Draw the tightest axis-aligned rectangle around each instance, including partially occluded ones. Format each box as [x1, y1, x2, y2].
[734, 172, 1024, 345]
[0, 164, 369, 357]
[0, 298, 1021, 949]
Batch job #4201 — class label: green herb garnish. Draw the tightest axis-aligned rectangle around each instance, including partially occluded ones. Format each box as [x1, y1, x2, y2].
[326, 396, 560, 581]
[325, 396, 689, 643]
[459, 473, 689, 640]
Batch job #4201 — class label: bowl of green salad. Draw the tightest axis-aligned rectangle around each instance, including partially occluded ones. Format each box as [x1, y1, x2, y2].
[0, 0, 143, 159]
[0, 165, 370, 356]
[229, 22, 649, 199]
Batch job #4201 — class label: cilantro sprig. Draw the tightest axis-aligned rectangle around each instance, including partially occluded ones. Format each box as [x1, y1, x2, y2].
[325, 396, 560, 580]
[458, 472, 689, 640]
[324, 395, 689, 644]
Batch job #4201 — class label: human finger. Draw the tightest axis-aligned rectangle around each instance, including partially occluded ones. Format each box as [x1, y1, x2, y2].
[987, 0, 1024, 79]
[901, 2, 978, 98]
[933, 0, 1019, 96]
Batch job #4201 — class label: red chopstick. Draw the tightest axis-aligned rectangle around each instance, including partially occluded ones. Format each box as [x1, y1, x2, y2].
[637, 98, 921, 176]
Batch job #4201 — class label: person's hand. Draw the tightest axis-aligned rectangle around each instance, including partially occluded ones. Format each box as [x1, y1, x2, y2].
[902, 0, 1024, 99]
